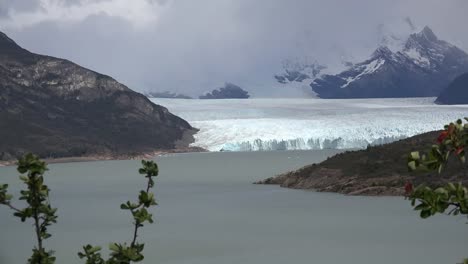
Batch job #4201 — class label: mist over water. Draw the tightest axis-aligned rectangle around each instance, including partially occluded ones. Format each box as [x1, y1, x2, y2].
[0, 150, 467, 264]
[152, 98, 468, 151]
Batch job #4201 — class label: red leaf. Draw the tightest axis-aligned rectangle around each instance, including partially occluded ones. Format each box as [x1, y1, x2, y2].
[437, 131, 449, 143]
[404, 181, 413, 195]
[448, 124, 455, 134]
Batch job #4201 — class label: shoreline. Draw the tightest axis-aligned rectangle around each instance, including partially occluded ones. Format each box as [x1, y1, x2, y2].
[0, 147, 207, 167]
[255, 131, 468, 197]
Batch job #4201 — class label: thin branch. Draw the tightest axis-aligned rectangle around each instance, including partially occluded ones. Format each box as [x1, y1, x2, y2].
[3, 202, 21, 213]
[130, 210, 140, 247]
[28, 174, 44, 262]
[130, 174, 154, 247]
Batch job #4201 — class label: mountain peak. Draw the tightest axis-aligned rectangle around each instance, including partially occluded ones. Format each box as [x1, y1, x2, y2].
[0, 31, 27, 55]
[372, 46, 393, 58]
[311, 24, 468, 99]
[416, 26, 438, 42]
[403, 26, 442, 53]
[0, 31, 17, 45]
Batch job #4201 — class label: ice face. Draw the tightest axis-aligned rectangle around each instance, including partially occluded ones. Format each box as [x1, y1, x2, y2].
[151, 98, 468, 152]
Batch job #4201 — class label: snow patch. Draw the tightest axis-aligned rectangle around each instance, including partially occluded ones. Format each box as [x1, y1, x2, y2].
[404, 48, 431, 67]
[341, 59, 385, 88]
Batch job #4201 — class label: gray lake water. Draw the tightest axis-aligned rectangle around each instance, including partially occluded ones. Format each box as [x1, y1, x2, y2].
[0, 150, 467, 264]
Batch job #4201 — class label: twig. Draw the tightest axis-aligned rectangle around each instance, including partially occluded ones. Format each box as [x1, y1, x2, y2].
[3, 202, 21, 213]
[130, 175, 154, 247]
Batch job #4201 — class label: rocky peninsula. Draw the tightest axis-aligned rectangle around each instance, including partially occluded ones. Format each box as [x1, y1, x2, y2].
[255, 131, 468, 196]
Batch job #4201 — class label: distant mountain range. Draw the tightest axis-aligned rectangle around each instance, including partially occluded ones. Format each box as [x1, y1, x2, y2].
[0, 31, 196, 160]
[144, 91, 192, 99]
[274, 59, 327, 85]
[199, 83, 250, 99]
[275, 25, 468, 99]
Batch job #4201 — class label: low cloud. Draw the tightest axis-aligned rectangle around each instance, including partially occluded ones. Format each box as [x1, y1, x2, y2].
[0, 0, 467, 97]
[0, 0, 168, 29]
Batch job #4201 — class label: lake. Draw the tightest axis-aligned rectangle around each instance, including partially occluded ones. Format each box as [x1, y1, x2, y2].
[1, 150, 466, 264]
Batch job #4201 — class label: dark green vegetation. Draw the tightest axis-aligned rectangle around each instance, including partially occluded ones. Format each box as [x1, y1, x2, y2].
[256, 131, 468, 196]
[406, 119, 468, 264]
[0, 154, 57, 263]
[0, 154, 159, 264]
[199, 82, 250, 99]
[0, 31, 196, 161]
[436, 73, 468, 104]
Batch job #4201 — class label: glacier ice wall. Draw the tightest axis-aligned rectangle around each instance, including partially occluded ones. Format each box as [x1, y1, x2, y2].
[151, 98, 468, 152]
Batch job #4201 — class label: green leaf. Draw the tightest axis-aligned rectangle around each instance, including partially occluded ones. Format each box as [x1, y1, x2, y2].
[109, 243, 120, 252]
[19, 175, 28, 182]
[414, 203, 429, 211]
[447, 183, 456, 191]
[89, 246, 101, 254]
[410, 151, 420, 160]
[437, 164, 444, 174]
[420, 210, 432, 219]
[434, 187, 448, 195]
[408, 161, 417, 171]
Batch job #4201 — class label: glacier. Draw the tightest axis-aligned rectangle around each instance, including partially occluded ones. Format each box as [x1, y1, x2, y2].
[151, 98, 468, 152]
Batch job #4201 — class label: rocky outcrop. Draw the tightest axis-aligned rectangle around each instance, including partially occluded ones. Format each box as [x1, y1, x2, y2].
[0, 31, 197, 160]
[435, 73, 468, 104]
[255, 131, 468, 196]
[311, 27, 468, 98]
[199, 83, 250, 99]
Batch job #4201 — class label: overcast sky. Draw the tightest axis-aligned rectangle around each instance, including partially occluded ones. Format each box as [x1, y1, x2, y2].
[0, 0, 467, 97]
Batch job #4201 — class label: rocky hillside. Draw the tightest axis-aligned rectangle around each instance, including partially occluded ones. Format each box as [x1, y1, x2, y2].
[255, 131, 468, 196]
[435, 72, 468, 104]
[0, 31, 196, 160]
[311, 27, 468, 98]
[199, 83, 250, 99]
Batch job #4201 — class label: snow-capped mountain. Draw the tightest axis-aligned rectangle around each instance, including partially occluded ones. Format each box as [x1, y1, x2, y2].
[274, 59, 327, 84]
[273, 57, 351, 97]
[273, 18, 418, 97]
[311, 26, 468, 98]
[272, 58, 328, 97]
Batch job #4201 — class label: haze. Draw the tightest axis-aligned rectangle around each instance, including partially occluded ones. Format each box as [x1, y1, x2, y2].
[1, 0, 467, 97]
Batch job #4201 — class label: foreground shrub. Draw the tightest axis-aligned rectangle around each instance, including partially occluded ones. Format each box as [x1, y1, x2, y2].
[0, 154, 158, 264]
[407, 118, 468, 264]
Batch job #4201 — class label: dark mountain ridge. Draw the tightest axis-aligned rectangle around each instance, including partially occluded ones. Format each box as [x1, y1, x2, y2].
[0, 31, 196, 160]
[436, 72, 468, 104]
